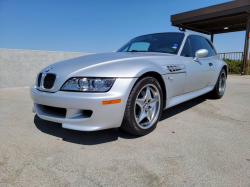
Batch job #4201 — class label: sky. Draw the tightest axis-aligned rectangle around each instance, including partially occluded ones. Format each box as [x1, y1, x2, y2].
[0, 0, 246, 53]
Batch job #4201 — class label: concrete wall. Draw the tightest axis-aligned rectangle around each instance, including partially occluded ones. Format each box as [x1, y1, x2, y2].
[0, 49, 92, 88]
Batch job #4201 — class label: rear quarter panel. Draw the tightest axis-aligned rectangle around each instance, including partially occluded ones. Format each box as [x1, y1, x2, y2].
[209, 55, 227, 86]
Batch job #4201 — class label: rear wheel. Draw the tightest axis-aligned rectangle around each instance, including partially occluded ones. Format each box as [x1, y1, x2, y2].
[121, 77, 163, 136]
[210, 68, 226, 99]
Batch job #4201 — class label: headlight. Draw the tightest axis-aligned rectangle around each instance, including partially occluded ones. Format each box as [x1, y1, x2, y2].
[60, 78, 116, 92]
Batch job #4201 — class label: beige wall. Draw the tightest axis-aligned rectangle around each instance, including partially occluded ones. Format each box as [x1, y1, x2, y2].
[0, 49, 92, 88]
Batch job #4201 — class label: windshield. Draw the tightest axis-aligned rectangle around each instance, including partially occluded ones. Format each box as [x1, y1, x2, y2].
[117, 33, 184, 54]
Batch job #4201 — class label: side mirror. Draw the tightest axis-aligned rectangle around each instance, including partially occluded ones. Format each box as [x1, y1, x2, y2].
[194, 49, 208, 62]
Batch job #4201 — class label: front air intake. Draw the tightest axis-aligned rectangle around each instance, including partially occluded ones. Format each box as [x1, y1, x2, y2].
[43, 74, 56, 89]
[37, 73, 42, 87]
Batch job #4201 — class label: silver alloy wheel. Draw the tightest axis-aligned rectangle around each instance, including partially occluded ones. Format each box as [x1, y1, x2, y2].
[219, 71, 226, 95]
[134, 84, 161, 129]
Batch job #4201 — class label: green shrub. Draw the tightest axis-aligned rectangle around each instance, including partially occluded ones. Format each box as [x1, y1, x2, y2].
[223, 58, 242, 74]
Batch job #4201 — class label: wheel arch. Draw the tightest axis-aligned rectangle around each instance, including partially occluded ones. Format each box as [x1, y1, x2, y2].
[136, 71, 167, 108]
[222, 65, 228, 77]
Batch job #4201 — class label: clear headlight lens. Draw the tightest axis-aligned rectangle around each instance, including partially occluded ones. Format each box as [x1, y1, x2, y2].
[61, 78, 116, 92]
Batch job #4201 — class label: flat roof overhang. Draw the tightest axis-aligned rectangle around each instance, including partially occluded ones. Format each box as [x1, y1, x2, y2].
[171, 0, 250, 34]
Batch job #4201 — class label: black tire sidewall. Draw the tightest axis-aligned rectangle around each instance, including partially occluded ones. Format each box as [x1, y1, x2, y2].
[128, 77, 163, 135]
[214, 69, 226, 99]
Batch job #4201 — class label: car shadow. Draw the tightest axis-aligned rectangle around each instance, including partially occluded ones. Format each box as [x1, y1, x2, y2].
[34, 94, 209, 145]
[160, 94, 208, 121]
[34, 115, 139, 145]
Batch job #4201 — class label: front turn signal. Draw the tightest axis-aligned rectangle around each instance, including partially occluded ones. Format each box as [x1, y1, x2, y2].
[102, 99, 121, 105]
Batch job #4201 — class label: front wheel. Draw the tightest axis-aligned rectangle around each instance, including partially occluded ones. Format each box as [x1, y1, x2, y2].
[121, 77, 163, 136]
[210, 68, 227, 99]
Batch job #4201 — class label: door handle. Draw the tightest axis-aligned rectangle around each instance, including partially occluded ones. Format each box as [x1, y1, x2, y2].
[209, 63, 213, 67]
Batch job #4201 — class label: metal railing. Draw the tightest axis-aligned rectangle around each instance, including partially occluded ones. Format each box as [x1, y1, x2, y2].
[218, 52, 243, 61]
[218, 52, 249, 74]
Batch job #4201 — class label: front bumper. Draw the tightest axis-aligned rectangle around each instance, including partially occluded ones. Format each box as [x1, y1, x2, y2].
[30, 78, 137, 131]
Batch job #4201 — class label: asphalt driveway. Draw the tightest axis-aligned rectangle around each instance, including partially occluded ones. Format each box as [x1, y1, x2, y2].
[0, 75, 250, 187]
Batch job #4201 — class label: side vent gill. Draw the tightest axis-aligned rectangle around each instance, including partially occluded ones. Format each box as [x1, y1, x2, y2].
[166, 65, 186, 74]
[167, 66, 182, 72]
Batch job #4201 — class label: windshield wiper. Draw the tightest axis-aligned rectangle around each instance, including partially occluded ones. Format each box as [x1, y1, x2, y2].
[127, 50, 147, 52]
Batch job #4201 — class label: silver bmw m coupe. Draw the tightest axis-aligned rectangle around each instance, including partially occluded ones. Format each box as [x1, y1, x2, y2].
[30, 32, 227, 135]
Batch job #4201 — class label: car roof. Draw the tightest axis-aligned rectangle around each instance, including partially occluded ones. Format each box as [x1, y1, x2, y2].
[135, 31, 210, 41]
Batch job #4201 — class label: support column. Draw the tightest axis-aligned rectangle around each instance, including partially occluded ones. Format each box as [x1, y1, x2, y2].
[242, 15, 250, 75]
[211, 33, 214, 43]
[247, 52, 250, 75]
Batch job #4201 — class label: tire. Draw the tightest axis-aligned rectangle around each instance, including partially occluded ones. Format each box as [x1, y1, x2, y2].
[210, 68, 227, 99]
[121, 77, 163, 136]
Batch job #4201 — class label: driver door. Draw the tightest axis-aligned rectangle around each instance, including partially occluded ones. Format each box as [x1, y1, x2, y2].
[181, 35, 213, 93]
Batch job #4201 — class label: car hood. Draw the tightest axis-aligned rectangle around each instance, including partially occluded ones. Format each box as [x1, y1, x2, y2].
[38, 52, 178, 92]
[41, 52, 174, 75]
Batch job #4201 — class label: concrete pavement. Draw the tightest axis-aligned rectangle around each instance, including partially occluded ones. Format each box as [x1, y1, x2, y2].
[0, 75, 250, 187]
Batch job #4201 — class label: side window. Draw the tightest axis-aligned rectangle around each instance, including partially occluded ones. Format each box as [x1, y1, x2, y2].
[181, 38, 192, 57]
[128, 42, 150, 51]
[189, 35, 205, 57]
[202, 38, 216, 57]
